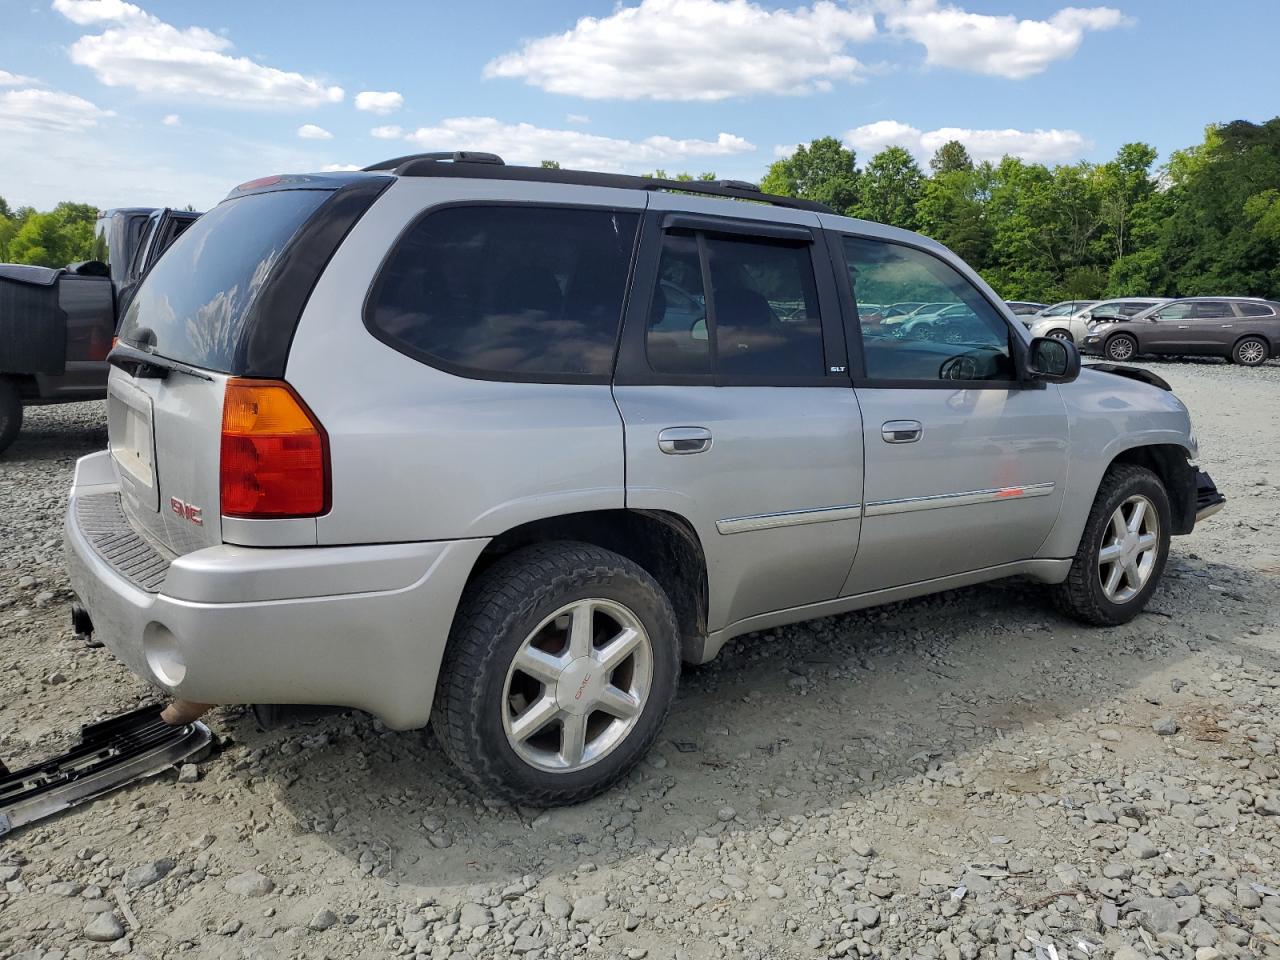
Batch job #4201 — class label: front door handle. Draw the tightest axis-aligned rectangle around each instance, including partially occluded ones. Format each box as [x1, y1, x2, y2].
[658, 426, 713, 455]
[881, 420, 922, 443]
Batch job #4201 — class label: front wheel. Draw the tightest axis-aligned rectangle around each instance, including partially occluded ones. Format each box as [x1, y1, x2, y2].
[1105, 334, 1138, 362]
[1232, 336, 1269, 367]
[0, 378, 22, 456]
[1047, 328, 1073, 342]
[431, 541, 680, 805]
[1052, 464, 1171, 626]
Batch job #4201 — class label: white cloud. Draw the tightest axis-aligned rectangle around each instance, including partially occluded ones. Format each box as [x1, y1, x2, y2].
[370, 124, 402, 140]
[354, 90, 403, 114]
[320, 163, 362, 172]
[484, 0, 876, 101]
[401, 117, 754, 170]
[880, 0, 1128, 79]
[842, 119, 1092, 165]
[0, 69, 38, 87]
[297, 123, 333, 140]
[162, 112, 180, 125]
[566, 114, 590, 125]
[53, 0, 345, 107]
[0, 87, 113, 133]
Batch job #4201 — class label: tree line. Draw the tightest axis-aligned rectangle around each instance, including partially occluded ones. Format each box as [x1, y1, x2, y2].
[4, 116, 1277, 302]
[0, 198, 98, 269]
[759, 117, 1280, 302]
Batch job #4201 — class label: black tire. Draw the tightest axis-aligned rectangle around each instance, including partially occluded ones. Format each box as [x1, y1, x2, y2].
[1052, 464, 1172, 626]
[1047, 328, 1073, 342]
[431, 541, 680, 805]
[1105, 334, 1138, 362]
[1232, 336, 1269, 367]
[0, 378, 22, 456]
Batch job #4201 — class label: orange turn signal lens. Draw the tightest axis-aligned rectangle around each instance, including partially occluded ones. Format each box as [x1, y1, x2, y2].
[219, 379, 329, 518]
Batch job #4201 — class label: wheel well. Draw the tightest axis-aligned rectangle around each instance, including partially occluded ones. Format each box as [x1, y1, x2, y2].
[1108, 444, 1196, 535]
[1048, 327, 1073, 338]
[469, 510, 709, 663]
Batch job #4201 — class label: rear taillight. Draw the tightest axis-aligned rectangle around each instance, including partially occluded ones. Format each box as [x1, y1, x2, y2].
[220, 379, 329, 518]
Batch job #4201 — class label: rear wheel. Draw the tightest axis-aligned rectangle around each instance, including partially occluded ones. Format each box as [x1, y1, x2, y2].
[0, 378, 22, 456]
[1105, 334, 1138, 362]
[1052, 464, 1171, 626]
[1047, 328, 1073, 342]
[1232, 336, 1269, 367]
[431, 541, 680, 805]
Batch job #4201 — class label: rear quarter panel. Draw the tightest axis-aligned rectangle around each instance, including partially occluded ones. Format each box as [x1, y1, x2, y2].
[285, 177, 646, 545]
[1038, 367, 1194, 558]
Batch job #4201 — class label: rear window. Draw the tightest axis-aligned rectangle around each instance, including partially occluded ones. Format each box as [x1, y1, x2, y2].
[119, 189, 330, 372]
[365, 205, 640, 381]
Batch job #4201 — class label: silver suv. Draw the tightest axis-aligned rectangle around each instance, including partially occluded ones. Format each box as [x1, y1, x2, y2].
[64, 153, 1224, 804]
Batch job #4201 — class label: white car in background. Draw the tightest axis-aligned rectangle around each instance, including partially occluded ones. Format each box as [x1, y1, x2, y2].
[1029, 298, 1170, 345]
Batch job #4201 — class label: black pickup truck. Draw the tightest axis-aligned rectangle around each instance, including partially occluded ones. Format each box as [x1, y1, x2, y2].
[0, 207, 199, 454]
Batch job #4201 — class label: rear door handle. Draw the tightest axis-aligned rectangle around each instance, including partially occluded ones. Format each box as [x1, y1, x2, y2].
[658, 426, 713, 455]
[881, 420, 922, 443]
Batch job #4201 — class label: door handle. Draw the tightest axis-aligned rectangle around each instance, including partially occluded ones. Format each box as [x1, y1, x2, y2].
[658, 426, 713, 455]
[881, 420, 922, 443]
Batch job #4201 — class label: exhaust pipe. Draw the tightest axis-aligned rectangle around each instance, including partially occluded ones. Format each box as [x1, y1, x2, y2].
[160, 700, 214, 726]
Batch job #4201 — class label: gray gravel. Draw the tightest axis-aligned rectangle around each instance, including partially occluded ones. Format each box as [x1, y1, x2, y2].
[1, 360, 1278, 960]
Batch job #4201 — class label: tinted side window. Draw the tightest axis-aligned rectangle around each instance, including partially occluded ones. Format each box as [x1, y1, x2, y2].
[1238, 302, 1273, 317]
[1193, 301, 1232, 319]
[368, 206, 639, 379]
[645, 232, 824, 379]
[843, 236, 1015, 382]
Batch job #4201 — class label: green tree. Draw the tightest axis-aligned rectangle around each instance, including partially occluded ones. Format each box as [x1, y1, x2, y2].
[3, 201, 98, 267]
[929, 140, 973, 176]
[917, 167, 991, 268]
[539, 160, 561, 169]
[854, 147, 924, 230]
[760, 136, 859, 213]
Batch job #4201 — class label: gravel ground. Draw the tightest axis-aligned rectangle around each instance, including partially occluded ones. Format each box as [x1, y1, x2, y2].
[1, 358, 1278, 960]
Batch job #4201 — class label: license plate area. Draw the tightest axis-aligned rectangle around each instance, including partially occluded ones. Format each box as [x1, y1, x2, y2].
[108, 378, 159, 512]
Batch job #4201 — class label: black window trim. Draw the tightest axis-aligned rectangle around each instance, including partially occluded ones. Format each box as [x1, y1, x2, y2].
[660, 212, 814, 243]
[829, 229, 1041, 391]
[613, 209, 849, 388]
[361, 199, 646, 386]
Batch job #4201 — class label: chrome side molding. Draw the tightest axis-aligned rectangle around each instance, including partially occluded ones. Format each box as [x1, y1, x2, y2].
[717, 504, 863, 535]
[864, 482, 1055, 517]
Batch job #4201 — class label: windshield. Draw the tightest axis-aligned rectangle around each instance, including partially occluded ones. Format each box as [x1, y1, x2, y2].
[119, 189, 330, 373]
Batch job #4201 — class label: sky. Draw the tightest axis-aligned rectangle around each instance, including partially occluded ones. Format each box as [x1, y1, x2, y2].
[1, 0, 1278, 211]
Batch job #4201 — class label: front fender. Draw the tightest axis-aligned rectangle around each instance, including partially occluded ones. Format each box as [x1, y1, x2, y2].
[1038, 368, 1195, 558]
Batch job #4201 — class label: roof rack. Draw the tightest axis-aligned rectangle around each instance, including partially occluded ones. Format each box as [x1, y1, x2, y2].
[360, 152, 833, 214]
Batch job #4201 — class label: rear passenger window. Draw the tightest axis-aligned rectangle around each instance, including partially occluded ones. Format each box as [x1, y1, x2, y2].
[367, 206, 639, 380]
[1193, 301, 1233, 319]
[645, 231, 824, 379]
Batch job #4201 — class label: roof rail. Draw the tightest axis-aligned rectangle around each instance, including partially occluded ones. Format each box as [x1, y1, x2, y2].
[366, 153, 833, 214]
[362, 151, 505, 172]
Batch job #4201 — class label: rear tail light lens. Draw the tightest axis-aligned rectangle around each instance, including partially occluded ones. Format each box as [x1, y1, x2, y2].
[220, 379, 329, 518]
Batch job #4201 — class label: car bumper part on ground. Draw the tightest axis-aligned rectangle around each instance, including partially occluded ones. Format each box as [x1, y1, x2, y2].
[64, 450, 489, 730]
[0, 704, 211, 836]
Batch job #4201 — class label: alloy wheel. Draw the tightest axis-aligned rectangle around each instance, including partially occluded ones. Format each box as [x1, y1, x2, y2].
[1237, 340, 1266, 365]
[501, 598, 653, 773]
[1098, 494, 1159, 604]
[1107, 337, 1135, 361]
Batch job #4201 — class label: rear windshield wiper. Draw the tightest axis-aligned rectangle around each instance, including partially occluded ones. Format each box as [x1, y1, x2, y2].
[108, 343, 214, 382]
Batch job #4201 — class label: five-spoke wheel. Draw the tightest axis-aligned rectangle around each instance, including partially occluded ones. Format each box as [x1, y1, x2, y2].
[502, 598, 653, 773]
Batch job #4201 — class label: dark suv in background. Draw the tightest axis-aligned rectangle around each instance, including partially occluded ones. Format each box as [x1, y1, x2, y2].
[1083, 297, 1279, 366]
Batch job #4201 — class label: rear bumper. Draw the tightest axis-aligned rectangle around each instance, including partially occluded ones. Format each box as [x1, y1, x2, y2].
[64, 451, 488, 730]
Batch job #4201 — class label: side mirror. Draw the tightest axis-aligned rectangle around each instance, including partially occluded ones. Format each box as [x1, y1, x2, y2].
[1028, 335, 1080, 383]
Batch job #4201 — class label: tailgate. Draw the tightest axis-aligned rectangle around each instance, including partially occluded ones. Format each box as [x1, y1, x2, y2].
[108, 366, 227, 556]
